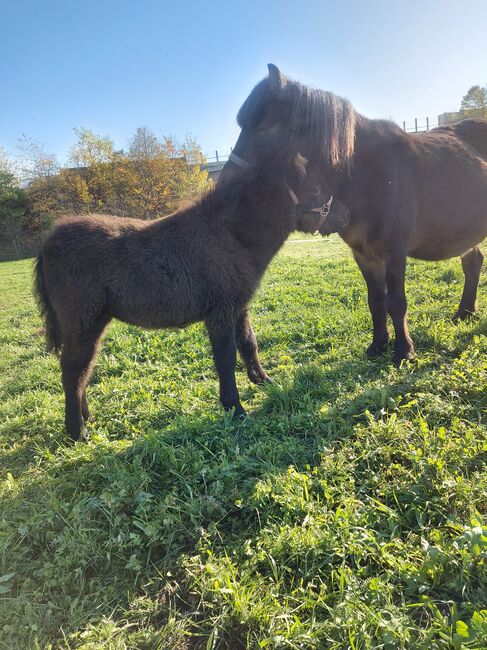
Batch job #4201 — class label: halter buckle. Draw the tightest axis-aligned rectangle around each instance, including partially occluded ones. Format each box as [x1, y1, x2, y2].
[310, 195, 334, 235]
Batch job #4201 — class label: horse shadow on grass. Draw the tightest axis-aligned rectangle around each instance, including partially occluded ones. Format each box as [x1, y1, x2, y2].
[2, 318, 485, 647]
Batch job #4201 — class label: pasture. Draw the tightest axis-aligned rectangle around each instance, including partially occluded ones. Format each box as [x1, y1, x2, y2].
[0, 237, 486, 649]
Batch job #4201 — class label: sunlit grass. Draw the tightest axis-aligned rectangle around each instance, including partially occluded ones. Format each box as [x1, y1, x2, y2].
[0, 238, 486, 648]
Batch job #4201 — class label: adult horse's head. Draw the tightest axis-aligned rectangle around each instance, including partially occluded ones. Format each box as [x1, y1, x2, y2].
[220, 64, 357, 184]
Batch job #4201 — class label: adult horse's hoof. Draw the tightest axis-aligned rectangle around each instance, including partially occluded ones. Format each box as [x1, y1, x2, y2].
[366, 341, 389, 358]
[226, 403, 247, 419]
[393, 350, 415, 366]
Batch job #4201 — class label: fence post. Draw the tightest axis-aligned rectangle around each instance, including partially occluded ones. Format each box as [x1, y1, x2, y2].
[403, 121, 406, 131]
[415, 118, 418, 132]
[426, 117, 429, 131]
[215, 150, 219, 162]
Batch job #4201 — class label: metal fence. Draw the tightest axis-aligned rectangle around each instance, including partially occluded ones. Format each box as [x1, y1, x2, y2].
[402, 118, 442, 133]
[205, 150, 231, 164]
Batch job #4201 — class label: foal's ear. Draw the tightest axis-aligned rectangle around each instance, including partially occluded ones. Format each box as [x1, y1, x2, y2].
[293, 153, 308, 177]
[267, 63, 284, 89]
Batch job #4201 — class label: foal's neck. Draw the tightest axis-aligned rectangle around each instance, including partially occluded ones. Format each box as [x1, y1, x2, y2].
[224, 181, 294, 266]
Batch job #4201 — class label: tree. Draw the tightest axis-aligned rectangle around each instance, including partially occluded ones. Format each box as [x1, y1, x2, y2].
[460, 85, 487, 119]
[16, 135, 58, 183]
[123, 129, 210, 218]
[68, 127, 116, 167]
[0, 151, 27, 257]
[128, 127, 161, 160]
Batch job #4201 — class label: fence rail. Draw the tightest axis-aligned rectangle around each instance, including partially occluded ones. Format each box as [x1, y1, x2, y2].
[205, 150, 231, 163]
[402, 118, 443, 133]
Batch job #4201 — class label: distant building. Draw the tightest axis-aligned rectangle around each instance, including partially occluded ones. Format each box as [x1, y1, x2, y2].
[438, 108, 487, 126]
[203, 160, 225, 183]
[438, 111, 462, 126]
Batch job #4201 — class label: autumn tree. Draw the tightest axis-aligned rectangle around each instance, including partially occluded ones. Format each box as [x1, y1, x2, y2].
[128, 127, 161, 160]
[15, 136, 61, 237]
[68, 127, 116, 167]
[123, 129, 210, 218]
[1, 126, 212, 257]
[16, 134, 59, 183]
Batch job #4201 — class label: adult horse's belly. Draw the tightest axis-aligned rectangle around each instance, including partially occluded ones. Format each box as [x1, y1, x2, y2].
[409, 138, 487, 260]
[408, 206, 487, 261]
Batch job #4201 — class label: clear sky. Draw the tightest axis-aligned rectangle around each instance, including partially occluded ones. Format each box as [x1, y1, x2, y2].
[1, 0, 486, 163]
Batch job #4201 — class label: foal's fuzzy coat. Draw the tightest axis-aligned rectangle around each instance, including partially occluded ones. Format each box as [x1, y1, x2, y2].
[35, 155, 327, 440]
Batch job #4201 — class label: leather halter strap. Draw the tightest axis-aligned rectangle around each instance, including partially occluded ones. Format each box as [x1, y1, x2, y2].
[228, 152, 251, 169]
[308, 195, 334, 235]
[227, 152, 333, 231]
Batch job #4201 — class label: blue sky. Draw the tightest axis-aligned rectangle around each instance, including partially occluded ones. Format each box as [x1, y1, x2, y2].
[1, 0, 486, 163]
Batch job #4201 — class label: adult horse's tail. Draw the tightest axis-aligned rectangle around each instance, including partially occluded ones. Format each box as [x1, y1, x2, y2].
[34, 254, 62, 354]
[454, 118, 487, 161]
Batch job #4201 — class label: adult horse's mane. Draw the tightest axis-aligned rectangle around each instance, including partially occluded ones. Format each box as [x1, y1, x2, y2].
[237, 73, 357, 171]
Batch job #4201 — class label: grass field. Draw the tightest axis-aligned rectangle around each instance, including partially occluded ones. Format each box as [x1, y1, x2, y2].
[0, 236, 486, 649]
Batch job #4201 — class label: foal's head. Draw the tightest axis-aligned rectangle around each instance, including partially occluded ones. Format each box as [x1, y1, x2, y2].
[223, 149, 349, 236]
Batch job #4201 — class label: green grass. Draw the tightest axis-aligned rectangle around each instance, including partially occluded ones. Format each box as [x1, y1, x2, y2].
[0, 236, 486, 649]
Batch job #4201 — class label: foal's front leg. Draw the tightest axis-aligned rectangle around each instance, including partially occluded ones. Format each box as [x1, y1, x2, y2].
[206, 311, 246, 417]
[235, 309, 271, 384]
[385, 250, 415, 364]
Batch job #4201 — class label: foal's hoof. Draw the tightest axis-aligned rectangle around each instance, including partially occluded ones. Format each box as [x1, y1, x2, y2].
[366, 341, 389, 358]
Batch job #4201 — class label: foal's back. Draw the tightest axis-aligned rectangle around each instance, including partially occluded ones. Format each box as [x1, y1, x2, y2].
[41, 205, 260, 333]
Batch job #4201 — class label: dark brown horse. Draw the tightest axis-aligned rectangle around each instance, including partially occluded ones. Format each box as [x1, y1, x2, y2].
[35, 153, 333, 440]
[221, 65, 487, 364]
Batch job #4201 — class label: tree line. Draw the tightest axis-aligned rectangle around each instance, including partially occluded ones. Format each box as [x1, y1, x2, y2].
[0, 127, 211, 259]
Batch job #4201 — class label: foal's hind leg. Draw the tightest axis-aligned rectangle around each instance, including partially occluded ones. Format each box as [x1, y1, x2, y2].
[235, 309, 271, 384]
[61, 320, 107, 441]
[454, 247, 484, 321]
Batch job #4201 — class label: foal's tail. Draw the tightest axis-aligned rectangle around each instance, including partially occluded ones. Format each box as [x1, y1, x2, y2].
[34, 253, 62, 354]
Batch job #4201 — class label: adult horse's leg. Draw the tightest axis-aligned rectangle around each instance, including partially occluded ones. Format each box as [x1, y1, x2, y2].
[61, 319, 107, 440]
[235, 308, 271, 384]
[354, 253, 389, 356]
[454, 246, 484, 321]
[206, 311, 245, 417]
[385, 251, 415, 364]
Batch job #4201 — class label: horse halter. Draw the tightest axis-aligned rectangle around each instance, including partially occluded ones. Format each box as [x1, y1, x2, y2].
[227, 152, 334, 235]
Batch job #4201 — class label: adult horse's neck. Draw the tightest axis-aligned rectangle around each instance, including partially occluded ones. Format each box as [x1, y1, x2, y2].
[324, 114, 408, 199]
